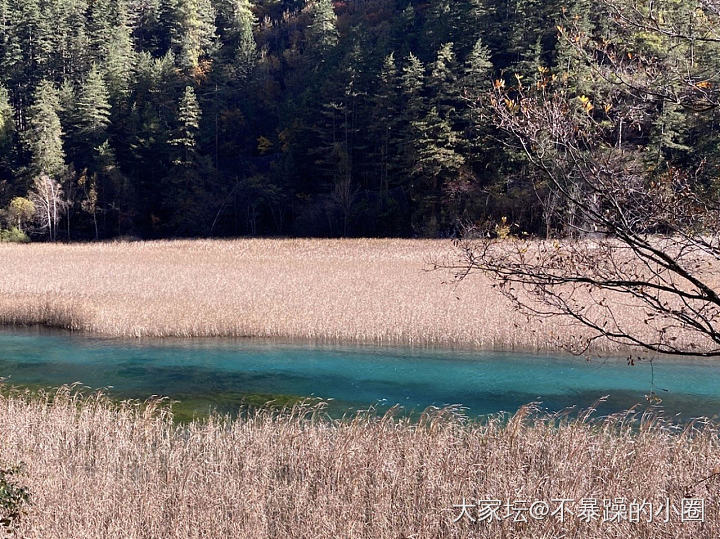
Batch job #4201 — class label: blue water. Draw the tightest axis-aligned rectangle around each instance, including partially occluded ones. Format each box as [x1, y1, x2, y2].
[0, 329, 719, 420]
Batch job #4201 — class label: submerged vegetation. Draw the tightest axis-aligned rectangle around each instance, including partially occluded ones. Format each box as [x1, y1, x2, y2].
[0, 380, 315, 423]
[0, 386, 716, 537]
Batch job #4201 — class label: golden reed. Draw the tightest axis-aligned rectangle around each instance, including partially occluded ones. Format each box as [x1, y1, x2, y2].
[0, 238, 689, 352]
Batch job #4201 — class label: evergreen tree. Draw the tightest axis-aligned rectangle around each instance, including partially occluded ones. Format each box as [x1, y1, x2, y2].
[429, 43, 459, 116]
[457, 0, 493, 55]
[373, 53, 402, 195]
[163, 85, 217, 236]
[461, 37, 494, 186]
[646, 102, 691, 169]
[464, 38, 493, 91]
[1, 0, 55, 112]
[221, 0, 257, 80]
[88, 0, 113, 61]
[170, 85, 201, 164]
[401, 53, 425, 117]
[309, 0, 338, 59]
[105, 0, 136, 101]
[76, 65, 112, 143]
[25, 80, 66, 179]
[0, 0, 713, 240]
[423, 0, 454, 54]
[553, 0, 595, 95]
[391, 4, 419, 58]
[129, 0, 165, 55]
[0, 86, 16, 181]
[410, 105, 466, 234]
[51, 0, 90, 82]
[56, 79, 77, 155]
[505, 0, 561, 76]
[166, 0, 217, 72]
[0, 86, 13, 145]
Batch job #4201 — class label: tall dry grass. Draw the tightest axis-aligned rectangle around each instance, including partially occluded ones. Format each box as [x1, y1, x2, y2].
[0, 238, 685, 352]
[0, 388, 717, 538]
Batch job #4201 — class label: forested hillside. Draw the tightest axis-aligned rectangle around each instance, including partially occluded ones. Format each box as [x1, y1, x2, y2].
[0, 0, 716, 240]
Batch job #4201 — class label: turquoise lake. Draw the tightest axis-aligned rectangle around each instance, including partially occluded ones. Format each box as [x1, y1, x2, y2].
[1, 329, 719, 420]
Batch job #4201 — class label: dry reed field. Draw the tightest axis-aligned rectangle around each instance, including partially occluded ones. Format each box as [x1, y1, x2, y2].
[2, 239, 719, 538]
[0, 388, 716, 538]
[0, 238, 680, 352]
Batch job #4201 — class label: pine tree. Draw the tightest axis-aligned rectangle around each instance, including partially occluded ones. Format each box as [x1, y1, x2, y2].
[1, 0, 55, 111]
[505, 0, 560, 77]
[456, 0, 493, 55]
[309, 0, 338, 59]
[461, 37, 494, 178]
[394, 4, 418, 56]
[399, 51, 426, 186]
[166, 0, 217, 72]
[423, 0, 453, 53]
[373, 53, 402, 195]
[464, 38, 493, 91]
[647, 102, 691, 168]
[413, 107, 466, 184]
[76, 64, 112, 143]
[88, 0, 113, 61]
[0, 84, 14, 143]
[401, 53, 425, 117]
[163, 85, 215, 235]
[0, 86, 16, 179]
[429, 43, 459, 116]
[410, 105, 466, 236]
[104, 0, 136, 101]
[554, 0, 594, 95]
[0, 0, 7, 38]
[223, 0, 257, 80]
[25, 80, 66, 178]
[51, 0, 90, 82]
[56, 79, 77, 146]
[129, 0, 165, 55]
[171, 85, 201, 164]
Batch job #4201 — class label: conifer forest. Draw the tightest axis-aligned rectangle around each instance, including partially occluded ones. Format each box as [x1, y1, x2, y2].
[0, 0, 717, 239]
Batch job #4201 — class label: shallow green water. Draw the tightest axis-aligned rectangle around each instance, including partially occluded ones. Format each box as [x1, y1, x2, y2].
[0, 329, 719, 420]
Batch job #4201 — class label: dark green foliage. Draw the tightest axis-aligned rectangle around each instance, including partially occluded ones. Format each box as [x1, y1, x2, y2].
[25, 80, 66, 179]
[166, 0, 218, 71]
[104, 1, 136, 102]
[464, 38, 492, 90]
[76, 65, 112, 142]
[170, 86, 201, 163]
[0, 0, 707, 240]
[309, 0, 338, 58]
[0, 226, 30, 242]
[217, 0, 257, 80]
[0, 464, 29, 528]
[0, 86, 16, 185]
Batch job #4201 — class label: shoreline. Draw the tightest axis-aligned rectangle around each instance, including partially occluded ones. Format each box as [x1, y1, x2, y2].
[1, 323, 715, 364]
